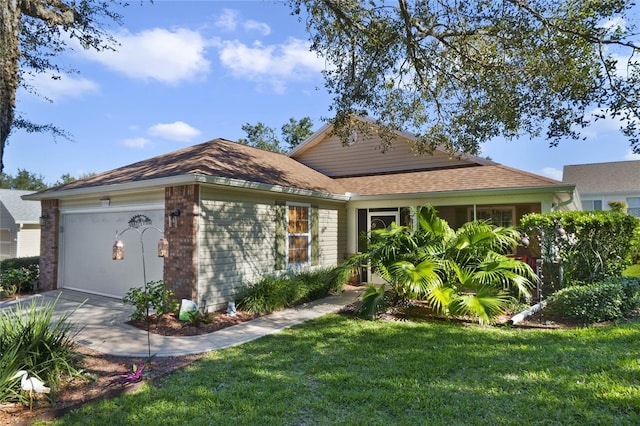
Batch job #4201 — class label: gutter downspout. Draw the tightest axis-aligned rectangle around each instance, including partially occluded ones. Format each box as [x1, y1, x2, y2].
[508, 300, 547, 325]
[553, 191, 575, 212]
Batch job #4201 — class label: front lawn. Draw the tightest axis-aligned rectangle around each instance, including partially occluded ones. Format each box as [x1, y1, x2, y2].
[623, 264, 640, 278]
[48, 315, 640, 425]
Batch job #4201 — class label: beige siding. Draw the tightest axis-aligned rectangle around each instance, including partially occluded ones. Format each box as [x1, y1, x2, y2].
[198, 198, 275, 311]
[60, 191, 164, 210]
[16, 225, 40, 257]
[0, 229, 16, 259]
[293, 133, 474, 177]
[318, 208, 339, 267]
[197, 188, 346, 311]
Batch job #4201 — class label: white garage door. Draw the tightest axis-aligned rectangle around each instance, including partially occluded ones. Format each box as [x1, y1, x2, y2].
[59, 209, 165, 299]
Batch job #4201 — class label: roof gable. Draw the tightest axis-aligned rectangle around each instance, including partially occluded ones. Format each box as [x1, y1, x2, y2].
[289, 116, 494, 177]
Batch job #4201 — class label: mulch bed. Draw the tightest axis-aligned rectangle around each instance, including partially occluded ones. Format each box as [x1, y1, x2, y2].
[127, 310, 261, 336]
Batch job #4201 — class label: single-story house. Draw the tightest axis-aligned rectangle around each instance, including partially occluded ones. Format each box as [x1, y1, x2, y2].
[563, 160, 640, 217]
[0, 189, 41, 259]
[24, 119, 578, 310]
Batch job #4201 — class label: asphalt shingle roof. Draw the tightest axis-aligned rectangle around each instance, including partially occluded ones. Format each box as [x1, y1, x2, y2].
[335, 164, 564, 196]
[31, 138, 569, 199]
[36, 138, 347, 196]
[0, 189, 40, 223]
[563, 160, 640, 194]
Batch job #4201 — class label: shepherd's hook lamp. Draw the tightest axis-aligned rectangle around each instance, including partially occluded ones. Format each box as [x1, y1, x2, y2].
[112, 224, 168, 357]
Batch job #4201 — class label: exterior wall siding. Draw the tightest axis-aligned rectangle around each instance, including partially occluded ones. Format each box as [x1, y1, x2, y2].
[293, 133, 475, 177]
[0, 230, 16, 259]
[318, 208, 340, 266]
[16, 225, 40, 257]
[579, 192, 640, 213]
[198, 198, 277, 311]
[197, 188, 345, 312]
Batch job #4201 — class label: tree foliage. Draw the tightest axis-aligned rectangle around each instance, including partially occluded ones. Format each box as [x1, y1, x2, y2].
[1, 0, 127, 175]
[281, 116, 314, 150]
[237, 122, 282, 153]
[288, 0, 640, 154]
[0, 168, 47, 190]
[0, 169, 87, 190]
[237, 117, 314, 153]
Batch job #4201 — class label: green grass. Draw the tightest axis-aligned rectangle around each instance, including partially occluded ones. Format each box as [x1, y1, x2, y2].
[47, 316, 640, 425]
[623, 263, 640, 277]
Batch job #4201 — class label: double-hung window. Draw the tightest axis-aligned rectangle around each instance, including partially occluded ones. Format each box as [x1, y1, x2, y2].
[627, 197, 640, 217]
[582, 199, 603, 211]
[287, 204, 310, 265]
[470, 206, 515, 227]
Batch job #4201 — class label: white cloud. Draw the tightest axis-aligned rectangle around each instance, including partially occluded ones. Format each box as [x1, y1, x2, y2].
[147, 121, 201, 142]
[600, 16, 626, 33]
[25, 72, 99, 102]
[218, 38, 325, 92]
[244, 20, 271, 36]
[624, 149, 640, 160]
[81, 28, 210, 84]
[122, 137, 152, 148]
[576, 108, 626, 140]
[215, 9, 239, 32]
[540, 167, 563, 181]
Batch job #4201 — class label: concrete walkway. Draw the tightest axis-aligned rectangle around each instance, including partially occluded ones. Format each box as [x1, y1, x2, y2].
[0, 288, 362, 357]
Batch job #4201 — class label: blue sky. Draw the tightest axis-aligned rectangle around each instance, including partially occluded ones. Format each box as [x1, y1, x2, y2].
[5, 0, 640, 185]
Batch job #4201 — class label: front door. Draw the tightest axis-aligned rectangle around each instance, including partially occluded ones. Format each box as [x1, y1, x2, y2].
[368, 211, 400, 284]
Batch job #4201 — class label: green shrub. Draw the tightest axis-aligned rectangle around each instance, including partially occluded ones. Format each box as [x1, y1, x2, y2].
[295, 267, 350, 301]
[237, 267, 347, 315]
[0, 256, 39, 271]
[183, 311, 216, 327]
[355, 284, 388, 320]
[618, 277, 640, 314]
[521, 211, 639, 286]
[122, 280, 179, 321]
[0, 295, 82, 404]
[546, 277, 640, 324]
[0, 256, 40, 296]
[237, 275, 299, 314]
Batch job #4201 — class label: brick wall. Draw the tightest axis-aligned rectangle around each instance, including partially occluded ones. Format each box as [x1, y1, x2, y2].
[39, 199, 59, 291]
[164, 184, 199, 301]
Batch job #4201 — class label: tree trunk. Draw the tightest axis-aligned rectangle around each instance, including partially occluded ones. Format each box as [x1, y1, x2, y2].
[0, 0, 22, 175]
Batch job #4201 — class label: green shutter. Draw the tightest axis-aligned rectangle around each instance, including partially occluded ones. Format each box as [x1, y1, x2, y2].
[311, 205, 319, 266]
[275, 201, 287, 270]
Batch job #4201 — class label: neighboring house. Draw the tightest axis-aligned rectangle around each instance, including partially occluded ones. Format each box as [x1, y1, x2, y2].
[24, 119, 578, 310]
[0, 189, 41, 259]
[563, 160, 640, 217]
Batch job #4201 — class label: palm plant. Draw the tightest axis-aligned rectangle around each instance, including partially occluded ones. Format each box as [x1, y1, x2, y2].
[347, 205, 537, 324]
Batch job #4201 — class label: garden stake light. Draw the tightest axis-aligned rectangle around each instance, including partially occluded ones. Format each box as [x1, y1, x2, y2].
[112, 216, 167, 358]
